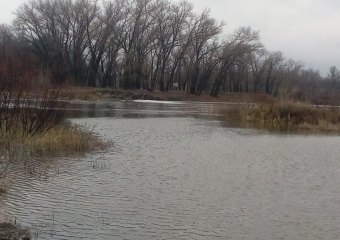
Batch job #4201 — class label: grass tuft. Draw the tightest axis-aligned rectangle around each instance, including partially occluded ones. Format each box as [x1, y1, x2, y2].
[0, 121, 108, 156]
[24, 123, 107, 153]
[0, 179, 10, 194]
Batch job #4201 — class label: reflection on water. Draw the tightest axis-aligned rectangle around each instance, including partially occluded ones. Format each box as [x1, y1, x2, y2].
[1, 100, 340, 240]
[65, 100, 223, 119]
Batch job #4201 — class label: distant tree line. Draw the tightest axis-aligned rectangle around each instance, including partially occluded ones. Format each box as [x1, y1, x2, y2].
[0, 0, 339, 102]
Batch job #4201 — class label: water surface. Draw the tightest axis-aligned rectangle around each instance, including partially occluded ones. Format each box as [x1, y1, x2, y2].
[1, 100, 340, 240]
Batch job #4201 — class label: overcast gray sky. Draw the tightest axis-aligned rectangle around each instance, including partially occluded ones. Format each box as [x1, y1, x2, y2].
[1, 0, 339, 76]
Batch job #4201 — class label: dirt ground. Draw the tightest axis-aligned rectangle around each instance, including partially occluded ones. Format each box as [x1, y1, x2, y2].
[65, 87, 276, 103]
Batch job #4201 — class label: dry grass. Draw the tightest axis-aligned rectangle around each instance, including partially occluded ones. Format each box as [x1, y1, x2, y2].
[0, 122, 108, 155]
[299, 120, 340, 132]
[71, 91, 101, 101]
[62, 88, 101, 101]
[215, 101, 340, 132]
[25, 123, 107, 153]
[213, 103, 253, 120]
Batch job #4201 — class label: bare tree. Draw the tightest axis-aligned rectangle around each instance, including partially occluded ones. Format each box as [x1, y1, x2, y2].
[274, 59, 303, 99]
[249, 49, 269, 93]
[12, 0, 336, 105]
[327, 66, 340, 89]
[86, 0, 126, 87]
[210, 27, 261, 97]
[264, 51, 285, 94]
[186, 9, 224, 94]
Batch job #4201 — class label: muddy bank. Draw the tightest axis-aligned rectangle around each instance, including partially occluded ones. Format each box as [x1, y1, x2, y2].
[68, 87, 276, 103]
[0, 222, 30, 240]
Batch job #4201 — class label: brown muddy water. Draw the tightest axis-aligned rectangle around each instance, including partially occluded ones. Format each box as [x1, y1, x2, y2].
[1, 100, 340, 239]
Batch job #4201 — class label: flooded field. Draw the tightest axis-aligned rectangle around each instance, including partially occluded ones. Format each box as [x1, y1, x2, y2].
[1, 100, 340, 239]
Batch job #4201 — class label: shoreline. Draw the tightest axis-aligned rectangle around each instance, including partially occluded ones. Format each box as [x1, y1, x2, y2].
[66, 87, 277, 104]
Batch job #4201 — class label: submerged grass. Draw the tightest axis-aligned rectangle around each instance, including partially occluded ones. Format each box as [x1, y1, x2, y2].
[0, 222, 30, 239]
[215, 101, 340, 132]
[0, 121, 109, 237]
[0, 121, 109, 195]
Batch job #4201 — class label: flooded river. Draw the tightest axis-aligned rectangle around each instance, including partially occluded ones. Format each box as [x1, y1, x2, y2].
[1, 100, 340, 239]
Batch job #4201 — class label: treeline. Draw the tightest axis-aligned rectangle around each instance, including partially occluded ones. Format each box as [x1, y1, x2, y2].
[0, 0, 339, 101]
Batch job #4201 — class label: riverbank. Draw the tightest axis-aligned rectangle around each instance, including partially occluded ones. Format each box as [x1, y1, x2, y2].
[67, 87, 276, 103]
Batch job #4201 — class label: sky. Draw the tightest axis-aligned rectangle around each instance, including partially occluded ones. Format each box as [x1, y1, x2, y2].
[1, 0, 339, 76]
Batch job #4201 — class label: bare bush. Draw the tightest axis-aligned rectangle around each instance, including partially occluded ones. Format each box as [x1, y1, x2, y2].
[0, 54, 69, 141]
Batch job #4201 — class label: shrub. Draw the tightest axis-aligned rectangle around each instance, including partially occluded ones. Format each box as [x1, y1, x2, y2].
[0, 54, 70, 138]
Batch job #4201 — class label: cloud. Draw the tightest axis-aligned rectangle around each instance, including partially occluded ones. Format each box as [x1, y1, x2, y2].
[0, 0, 24, 24]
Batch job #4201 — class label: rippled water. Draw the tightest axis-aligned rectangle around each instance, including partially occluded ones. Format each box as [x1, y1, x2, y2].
[1, 100, 340, 239]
